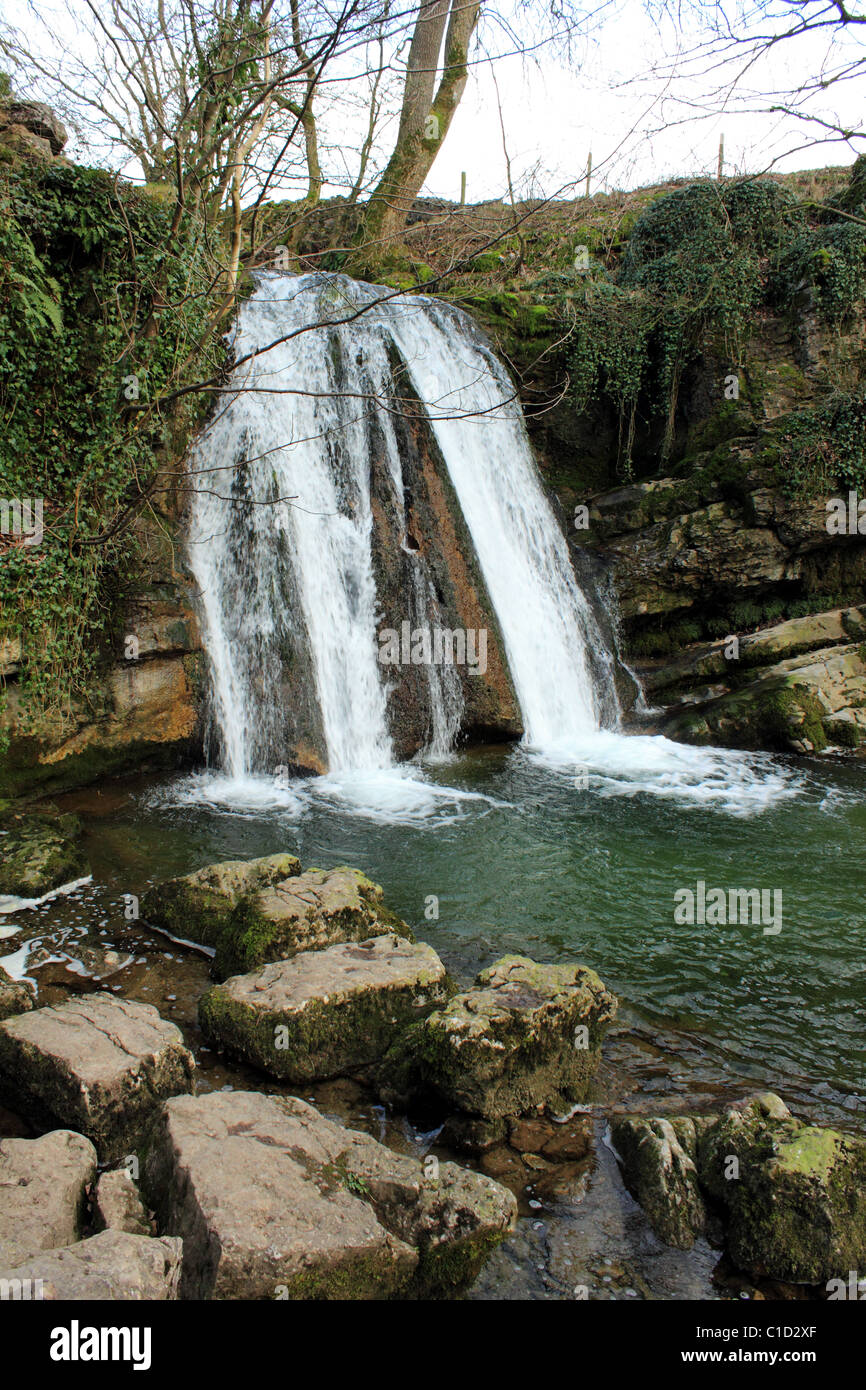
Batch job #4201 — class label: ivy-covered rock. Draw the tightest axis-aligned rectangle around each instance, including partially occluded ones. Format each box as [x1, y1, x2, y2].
[140, 851, 301, 952]
[378, 954, 617, 1121]
[144, 1090, 516, 1299]
[0, 808, 89, 898]
[199, 935, 449, 1082]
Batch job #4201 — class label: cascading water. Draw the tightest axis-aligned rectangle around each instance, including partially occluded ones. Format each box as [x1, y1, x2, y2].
[186, 272, 619, 778]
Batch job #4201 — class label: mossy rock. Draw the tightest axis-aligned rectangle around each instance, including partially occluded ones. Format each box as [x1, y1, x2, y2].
[697, 1093, 866, 1284]
[140, 852, 301, 953]
[0, 808, 88, 898]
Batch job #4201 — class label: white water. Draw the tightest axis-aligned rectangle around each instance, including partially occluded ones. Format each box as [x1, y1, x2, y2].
[184, 272, 798, 816]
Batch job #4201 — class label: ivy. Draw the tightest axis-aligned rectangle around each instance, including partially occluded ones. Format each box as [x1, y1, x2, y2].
[0, 162, 219, 732]
[775, 390, 866, 500]
[563, 172, 865, 471]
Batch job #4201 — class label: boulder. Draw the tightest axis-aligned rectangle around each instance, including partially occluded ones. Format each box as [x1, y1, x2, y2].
[379, 954, 617, 1121]
[0, 809, 89, 899]
[93, 1169, 151, 1237]
[0, 964, 34, 1021]
[697, 1093, 866, 1284]
[0, 1129, 96, 1268]
[140, 851, 301, 951]
[610, 1114, 710, 1249]
[212, 865, 413, 979]
[0, 1229, 182, 1300]
[144, 1090, 516, 1299]
[0, 101, 67, 154]
[0, 994, 195, 1160]
[199, 935, 449, 1082]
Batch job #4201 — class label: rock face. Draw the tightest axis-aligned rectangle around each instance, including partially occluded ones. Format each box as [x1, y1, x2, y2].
[141, 852, 301, 951]
[0, 994, 195, 1161]
[0, 551, 205, 798]
[379, 954, 618, 1121]
[213, 865, 414, 980]
[0, 965, 34, 1021]
[144, 1090, 516, 1299]
[0, 809, 89, 898]
[645, 606, 866, 754]
[0, 1229, 182, 1300]
[610, 1115, 711, 1249]
[93, 1169, 152, 1237]
[199, 935, 450, 1081]
[613, 1094, 866, 1284]
[0, 1130, 97, 1268]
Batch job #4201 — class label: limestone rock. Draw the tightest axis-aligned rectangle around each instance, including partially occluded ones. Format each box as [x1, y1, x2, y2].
[697, 1093, 866, 1283]
[610, 1114, 708, 1249]
[0, 994, 195, 1161]
[0, 965, 34, 1021]
[213, 865, 413, 979]
[144, 1090, 515, 1299]
[0, 101, 67, 154]
[379, 954, 617, 1120]
[0, 809, 88, 899]
[199, 935, 449, 1081]
[141, 852, 301, 952]
[0, 1129, 96, 1268]
[93, 1169, 151, 1237]
[0, 1229, 182, 1300]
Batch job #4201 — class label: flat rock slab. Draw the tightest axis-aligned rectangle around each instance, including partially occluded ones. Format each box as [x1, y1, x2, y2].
[0, 1129, 97, 1268]
[0, 964, 34, 1022]
[0, 1229, 182, 1300]
[0, 994, 195, 1161]
[145, 1090, 515, 1299]
[199, 935, 449, 1081]
[140, 851, 301, 951]
[213, 865, 414, 979]
[380, 954, 618, 1121]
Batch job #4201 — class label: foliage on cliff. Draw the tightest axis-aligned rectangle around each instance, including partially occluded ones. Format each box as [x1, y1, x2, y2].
[0, 160, 220, 730]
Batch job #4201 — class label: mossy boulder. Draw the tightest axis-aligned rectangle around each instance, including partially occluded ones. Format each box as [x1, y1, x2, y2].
[199, 935, 450, 1082]
[616, 1093, 866, 1285]
[0, 809, 89, 899]
[140, 852, 301, 952]
[697, 1093, 866, 1284]
[378, 954, 617, 1121]
[214, 865, 414, 980]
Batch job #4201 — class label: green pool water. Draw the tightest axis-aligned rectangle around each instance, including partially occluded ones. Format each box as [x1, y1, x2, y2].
[37, 737, 865, 1119]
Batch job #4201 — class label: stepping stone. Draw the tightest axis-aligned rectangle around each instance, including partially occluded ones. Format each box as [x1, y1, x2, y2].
[0, 965, 34, 1022]
[199, 935, 449, 1081]
[0, 1229, 182, 1300]
[93, 1169, 151, 1237]
[0, 1130, 96, 1268]
[141, 851, 301, 952]
[0, 994, 195, 1161]
[144, 1090, 516, 1299]
[212, 865, 414, 979]
[379, 954, 618, 1121]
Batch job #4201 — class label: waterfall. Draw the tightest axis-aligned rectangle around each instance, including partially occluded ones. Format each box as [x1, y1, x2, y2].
[186, 273, 619, 776]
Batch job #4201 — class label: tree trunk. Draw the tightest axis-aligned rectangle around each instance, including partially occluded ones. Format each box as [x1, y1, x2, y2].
[357, 0, 480, 264]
